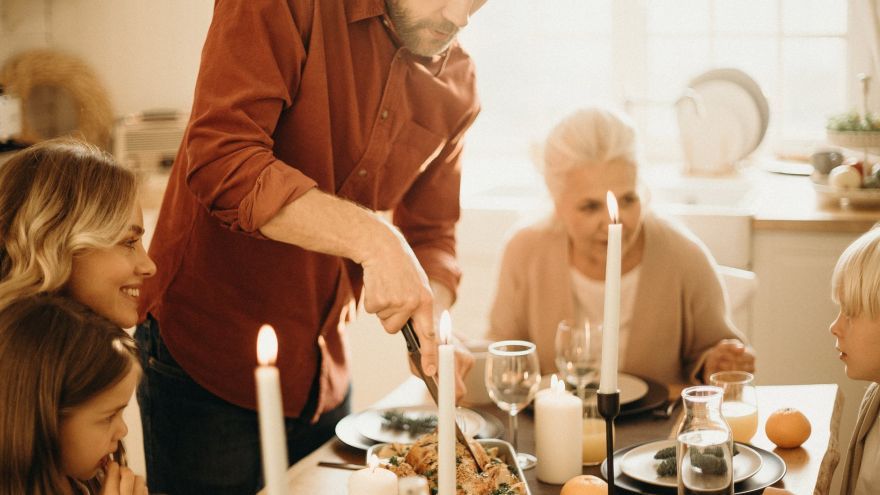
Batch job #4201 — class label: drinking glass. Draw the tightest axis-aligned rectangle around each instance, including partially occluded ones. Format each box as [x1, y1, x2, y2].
[581, 392, 608, 466]
[554, 320, 601, 401]
[710, 371, 758, 443]
[485, 340, 541, 470]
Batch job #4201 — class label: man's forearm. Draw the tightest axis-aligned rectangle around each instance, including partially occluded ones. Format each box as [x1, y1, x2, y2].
[258, 188, 397, 263]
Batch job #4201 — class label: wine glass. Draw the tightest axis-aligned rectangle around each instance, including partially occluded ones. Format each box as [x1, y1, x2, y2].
[485, 340, 541, 470]
[710, 371, 758, 443]
[554, 320, 601, 401]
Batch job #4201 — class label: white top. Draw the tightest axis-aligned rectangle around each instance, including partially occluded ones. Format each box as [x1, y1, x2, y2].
[854, 414, 880, 495]
[570, 266, 641, 369]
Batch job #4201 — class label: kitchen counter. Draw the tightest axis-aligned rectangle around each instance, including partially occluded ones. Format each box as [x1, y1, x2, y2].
[751, 170, 880, 233]
[134, 163, 880, 236]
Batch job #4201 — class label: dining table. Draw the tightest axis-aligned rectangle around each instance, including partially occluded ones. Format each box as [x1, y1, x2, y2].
[263, 376, 842, 495]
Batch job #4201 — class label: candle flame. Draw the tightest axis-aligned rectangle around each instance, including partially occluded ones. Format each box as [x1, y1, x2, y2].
[368, 454, 380, 472]
[439, 310, 452, 345]
[256, 324, 278, 365]
[606, 191, 619, 224]
[551, 374, 565, 393]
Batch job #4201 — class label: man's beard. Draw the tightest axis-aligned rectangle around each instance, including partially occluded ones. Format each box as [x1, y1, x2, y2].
[386, 0, 459, 57]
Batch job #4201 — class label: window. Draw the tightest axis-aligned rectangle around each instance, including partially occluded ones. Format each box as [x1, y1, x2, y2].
[458, 0, 854, 197]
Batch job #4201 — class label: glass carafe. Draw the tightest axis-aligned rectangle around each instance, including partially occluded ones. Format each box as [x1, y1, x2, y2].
[676, 386, 734, 495]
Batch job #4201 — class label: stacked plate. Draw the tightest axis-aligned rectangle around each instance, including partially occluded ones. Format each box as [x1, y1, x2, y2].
[677, 68, 770, 175]
[335, 405, 503, 450]
[602, 439, 786, 494]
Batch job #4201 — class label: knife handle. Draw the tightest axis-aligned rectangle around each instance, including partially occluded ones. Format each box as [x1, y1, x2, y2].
[401, 319, 422, 353]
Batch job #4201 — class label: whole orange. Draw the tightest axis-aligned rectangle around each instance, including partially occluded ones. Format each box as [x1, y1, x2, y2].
[561, 475, 608, 495]
[765, 407, 811, 448]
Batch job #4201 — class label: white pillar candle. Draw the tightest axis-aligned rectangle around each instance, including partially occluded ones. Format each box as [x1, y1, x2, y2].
[348, 454, 398, 495]
[600, 191, 621, 394]
[437, 311, 456, 495]
[255, 325, 289, 495]
[535, 375, 583, 483]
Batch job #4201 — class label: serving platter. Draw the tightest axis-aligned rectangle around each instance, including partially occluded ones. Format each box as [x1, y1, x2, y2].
[812, 176, 880, 209]
[367, 438, 532, 495]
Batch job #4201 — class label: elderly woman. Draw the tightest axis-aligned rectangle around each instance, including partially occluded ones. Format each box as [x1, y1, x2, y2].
[486, 106, 755, 385]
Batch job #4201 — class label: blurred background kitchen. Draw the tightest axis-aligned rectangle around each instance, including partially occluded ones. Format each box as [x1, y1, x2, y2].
[1, 1, 878, 493]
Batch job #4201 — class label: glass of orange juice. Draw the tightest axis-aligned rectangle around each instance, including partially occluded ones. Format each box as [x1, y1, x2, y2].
[581, 393, 610, 465]
[710, 371, 758, 443]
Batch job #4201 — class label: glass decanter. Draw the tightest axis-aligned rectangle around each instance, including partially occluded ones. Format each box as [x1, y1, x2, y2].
[676, 385, 734, 495]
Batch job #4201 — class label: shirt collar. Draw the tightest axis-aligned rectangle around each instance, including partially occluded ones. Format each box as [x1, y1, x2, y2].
[345, 0, 386, 23]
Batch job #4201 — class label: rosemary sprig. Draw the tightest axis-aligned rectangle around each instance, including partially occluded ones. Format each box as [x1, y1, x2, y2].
[380, 410, 438, 436]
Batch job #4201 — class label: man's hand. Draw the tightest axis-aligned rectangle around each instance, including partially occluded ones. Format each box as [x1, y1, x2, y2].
[702, 339, 756, 382]
[361, 227, 438, 375]
[406, 340, 474, 402]
[259, 189, 441, 375]
[100, 462, 148, 495]
[453, 344, 475, 402]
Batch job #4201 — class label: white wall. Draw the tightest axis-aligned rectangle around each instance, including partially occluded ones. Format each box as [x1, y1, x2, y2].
[1, 0, 212, 116]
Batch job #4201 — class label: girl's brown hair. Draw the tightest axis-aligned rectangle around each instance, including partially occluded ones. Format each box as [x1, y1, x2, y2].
[0, 295, 139, 494]
[0, 138, 137, 310]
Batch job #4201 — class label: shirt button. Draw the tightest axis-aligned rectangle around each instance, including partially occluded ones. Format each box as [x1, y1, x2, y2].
[358, 169, 368, 177]
[380, 109, 389, 120]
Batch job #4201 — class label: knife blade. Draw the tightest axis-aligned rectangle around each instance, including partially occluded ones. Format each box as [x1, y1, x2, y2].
[401, 319, 483, 473]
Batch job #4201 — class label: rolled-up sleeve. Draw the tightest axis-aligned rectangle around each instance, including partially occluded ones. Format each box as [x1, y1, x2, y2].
[183, 0, 317, 236]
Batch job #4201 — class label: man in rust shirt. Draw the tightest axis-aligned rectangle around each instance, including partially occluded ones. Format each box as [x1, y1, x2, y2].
[135, 0, 486, 492]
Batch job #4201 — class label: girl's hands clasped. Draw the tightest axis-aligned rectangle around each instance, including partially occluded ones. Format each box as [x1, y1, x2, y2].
[100, 462, 147, 495]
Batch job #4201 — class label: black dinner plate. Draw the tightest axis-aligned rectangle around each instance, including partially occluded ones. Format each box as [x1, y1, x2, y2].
[619, 375, 668, 418]
[600, 440, 787, 495]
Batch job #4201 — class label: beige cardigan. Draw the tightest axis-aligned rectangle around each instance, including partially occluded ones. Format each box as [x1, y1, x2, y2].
[841, 382, 880, 495]
[486, 213, 745, 385]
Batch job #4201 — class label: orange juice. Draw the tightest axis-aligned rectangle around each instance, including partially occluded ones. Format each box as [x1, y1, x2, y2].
[721, 400, 758, 443]
[582, 417, 607, 465]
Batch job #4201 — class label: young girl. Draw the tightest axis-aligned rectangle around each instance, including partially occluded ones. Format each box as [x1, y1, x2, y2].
[0, 295, 147, 494]
[766, 228, 880, 495]
[0, 138, 156, 328]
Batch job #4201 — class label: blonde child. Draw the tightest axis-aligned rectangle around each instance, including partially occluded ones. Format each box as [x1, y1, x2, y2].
[766, 228, 880, 495]
[0, 138, 156, 328]
[0, 295, 147, 494]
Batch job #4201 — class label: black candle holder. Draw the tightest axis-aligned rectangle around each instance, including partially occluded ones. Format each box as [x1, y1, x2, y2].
[597, 390, 620, 495]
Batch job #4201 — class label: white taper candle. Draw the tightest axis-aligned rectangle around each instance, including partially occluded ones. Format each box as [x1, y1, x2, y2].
[255, 325, 289, 495]
[438, 311, 456, 495]
[600, 191, 621, 394]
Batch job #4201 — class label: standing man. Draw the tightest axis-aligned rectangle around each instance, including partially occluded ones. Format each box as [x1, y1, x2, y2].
[136, 0, 486, 493]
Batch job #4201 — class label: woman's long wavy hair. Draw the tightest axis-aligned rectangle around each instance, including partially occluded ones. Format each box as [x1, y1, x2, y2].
[0, 139, 137, 310]
[0, 295, 140, 495]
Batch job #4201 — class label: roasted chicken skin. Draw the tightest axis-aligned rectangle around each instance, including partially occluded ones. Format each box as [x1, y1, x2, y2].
[378, 432, 526, 495]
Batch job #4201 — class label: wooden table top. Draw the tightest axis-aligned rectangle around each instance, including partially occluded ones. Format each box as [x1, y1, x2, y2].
[266, 378, 842, 495]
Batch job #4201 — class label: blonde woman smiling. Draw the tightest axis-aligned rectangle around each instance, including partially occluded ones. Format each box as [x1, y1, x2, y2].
[0, 139, 156, 328]
[486, 106, 755, 385]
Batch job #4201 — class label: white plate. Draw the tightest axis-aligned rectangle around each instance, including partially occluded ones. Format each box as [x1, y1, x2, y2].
[539, 372, 649, 405]
[677, 68, 769, 174]
[691, 68, 769, 157]
[354, 405, 486, 444]
[620, 439, 763, 488]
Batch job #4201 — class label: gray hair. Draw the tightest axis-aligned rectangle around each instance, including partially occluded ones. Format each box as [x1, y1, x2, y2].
[541, 106, 642, 199]
[832, 226, 880, 320]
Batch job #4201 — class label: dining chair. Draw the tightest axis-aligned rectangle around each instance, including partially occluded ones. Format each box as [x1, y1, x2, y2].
[718, 265, 758, 338]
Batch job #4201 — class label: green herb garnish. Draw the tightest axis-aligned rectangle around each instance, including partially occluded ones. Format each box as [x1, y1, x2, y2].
[380, 410, 438, 436]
